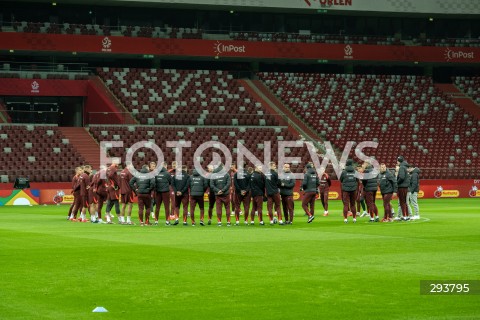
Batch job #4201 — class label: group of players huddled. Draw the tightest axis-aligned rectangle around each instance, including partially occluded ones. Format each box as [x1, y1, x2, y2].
[67, 155, 420, 226]
[338, 155, 420, 223]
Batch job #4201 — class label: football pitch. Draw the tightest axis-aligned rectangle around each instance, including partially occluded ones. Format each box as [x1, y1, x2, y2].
[0, 199, 479, 320]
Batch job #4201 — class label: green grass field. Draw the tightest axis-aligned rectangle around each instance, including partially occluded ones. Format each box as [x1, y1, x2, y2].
[0, 199, 479, 320]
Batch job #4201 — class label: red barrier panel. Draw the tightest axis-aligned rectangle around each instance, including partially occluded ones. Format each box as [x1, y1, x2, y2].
[312, 179, 480, 200]
[1, 32, 479, 63]
[0, 79, 88, 96]
[0, 179, 477, 205]
[0, 78, 127, 124]
[84, 79, 126, 124]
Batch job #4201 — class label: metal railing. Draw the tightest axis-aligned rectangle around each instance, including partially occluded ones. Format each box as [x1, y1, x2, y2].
[87, 112, 138, 125]
[87, 111, 290, 126]
[4, 110, 60, 125]
[0, 21, 404, 43]
[0, 60, 91, 73]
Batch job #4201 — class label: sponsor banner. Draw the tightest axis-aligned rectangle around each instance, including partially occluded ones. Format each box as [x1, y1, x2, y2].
[328, 191, 339, 200]
[39, 190, 75, 205]
[214, 41, 246, 57]
[436, 190, 460, 198]
[294, 180, 478, 200]
[62, 195, 75, 203]
[0, 189, 39, 206]
[0, 180, 478, 205]
[376, 189, 422, 199]
[1, 33, 479, 64]
[0, 79, 88, 96]
[99, 0, 480, 15]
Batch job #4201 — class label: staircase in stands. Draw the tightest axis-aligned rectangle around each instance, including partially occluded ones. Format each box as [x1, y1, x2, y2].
[59, 127, 101, 169]
[435, 83, 480, 120]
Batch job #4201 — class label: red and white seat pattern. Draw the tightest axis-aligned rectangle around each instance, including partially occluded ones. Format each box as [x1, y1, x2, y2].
[230, 32, 403, 45]
[88, 126, 311, 173]
[454, 76, 480, 104]
[9, 21, 202, 39]
[97, 68, 277, 126]
[258, 72, 479, 179]
[0, 125, 84, 182]
[7, 20, 479, 47]
[412, 38, 480, 47]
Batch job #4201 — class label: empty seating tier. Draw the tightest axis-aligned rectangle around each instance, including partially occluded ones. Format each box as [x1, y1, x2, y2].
[258, 72, 479, 179]
[0, 125, 85, 182]
[88, 125, 313, 174]
[454, 76, 480, 104]
[97, 68, 278, 126]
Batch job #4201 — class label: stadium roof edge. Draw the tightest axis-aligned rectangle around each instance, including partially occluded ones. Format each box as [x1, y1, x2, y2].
[9, 0, 480, 16]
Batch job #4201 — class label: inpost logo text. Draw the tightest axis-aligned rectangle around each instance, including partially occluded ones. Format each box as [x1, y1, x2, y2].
[444, 48, 474, 61]
[214, 41, 246, 57]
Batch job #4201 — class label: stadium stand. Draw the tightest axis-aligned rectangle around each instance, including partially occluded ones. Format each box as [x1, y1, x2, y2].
[96, 68, 278, 126]
[7, 20, 480, 47]
[0, 69, 323, 181]
[0, 125, 85, 182]
[230, 32, 404, 45]
[454, 76, 480, 104]
[0, 0, 478, 185]
[8, 21, 203, 39]
[88, 125, 310, 171]
[0, 68, 88, 80]
[0, 65, 477, 181]
[1, 68, 476, 181]
[0, 100, 11, 123]
[412, 38, 480, 47]
[4, 20, 406, 45]
[258, 72, 480, 179]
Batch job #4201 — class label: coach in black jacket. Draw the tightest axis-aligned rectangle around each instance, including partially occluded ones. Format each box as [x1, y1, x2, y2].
[279, 163, 295, 224]
[301, 163, 319, 223]
[340, 159, 358, 223]
[234, 167, 251, 225]
[408, 166, 421, 219]
[172, 165, 190, 225]
[129, 165, 154, 225]
[379, 163, 397, 221]
[265, 163, 282, 225]
[210, 165, 231, 226]
[362, 165, 379, 221]
[250, 165, 266, 225]
[154, 163, 172, 224]
[189, 169, 208, 225]
[396, 156, 410, 220]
